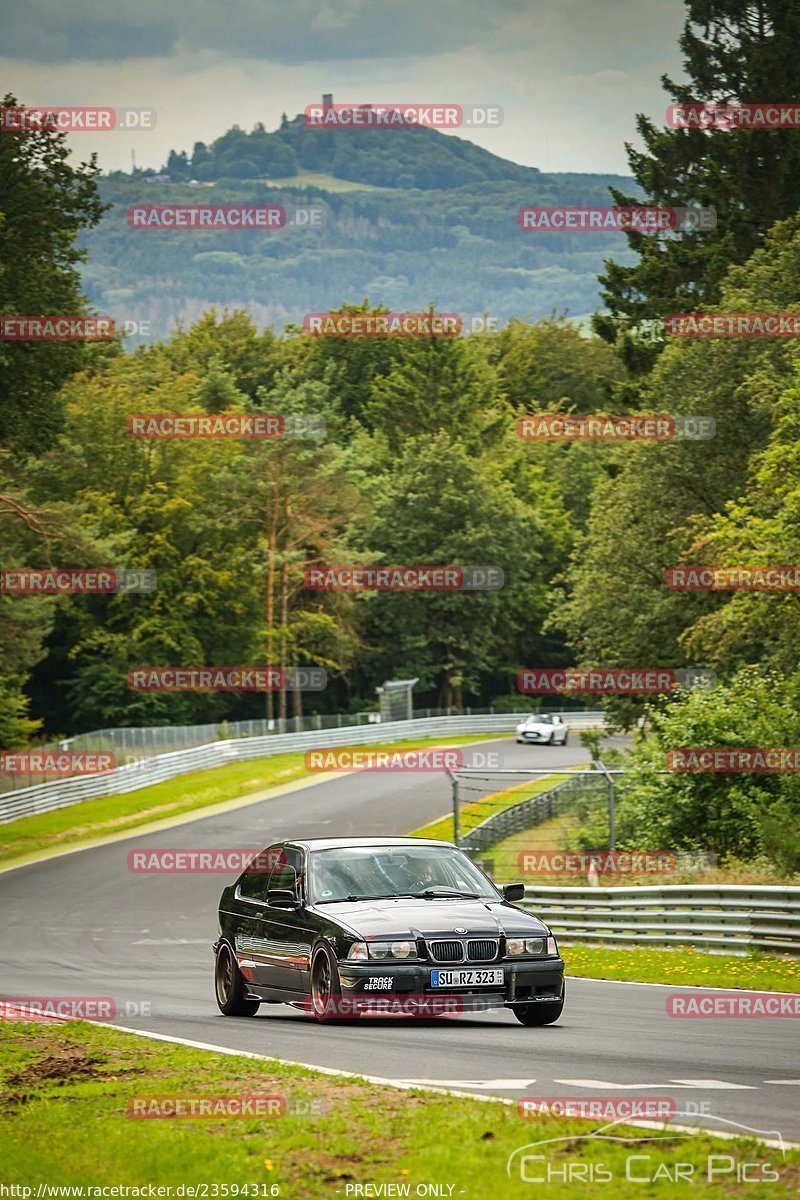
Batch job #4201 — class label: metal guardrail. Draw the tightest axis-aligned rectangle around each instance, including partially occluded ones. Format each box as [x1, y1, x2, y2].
[521, 884, 800, 956]
[1, 705, 605, 793]
[0, 712, 605, 825]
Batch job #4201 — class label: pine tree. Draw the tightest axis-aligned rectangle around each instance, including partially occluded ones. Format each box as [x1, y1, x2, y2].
[595, 0, 800, 373]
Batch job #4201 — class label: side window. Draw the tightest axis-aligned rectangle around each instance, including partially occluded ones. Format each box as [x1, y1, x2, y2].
[237, 845, 279, 901]
[268, 847, 303, 898]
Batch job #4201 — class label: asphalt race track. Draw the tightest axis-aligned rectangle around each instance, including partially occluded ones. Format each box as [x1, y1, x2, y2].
[1, 734, 797, 1144]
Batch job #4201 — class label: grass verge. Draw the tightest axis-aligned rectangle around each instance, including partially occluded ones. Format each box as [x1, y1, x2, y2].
[0, 735, 505, 871]
[563, 944, 800, 992]
[1, 1019, 797, 1197]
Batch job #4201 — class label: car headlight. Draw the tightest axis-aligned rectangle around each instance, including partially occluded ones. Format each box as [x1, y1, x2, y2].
[347, 942, 369, 960]
[506, 937, 545, 956]
[368, 940, 416, 959]
[547, 935, 558, 956]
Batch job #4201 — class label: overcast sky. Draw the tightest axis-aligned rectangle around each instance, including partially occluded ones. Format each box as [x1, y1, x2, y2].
[1, 0, 688, 175]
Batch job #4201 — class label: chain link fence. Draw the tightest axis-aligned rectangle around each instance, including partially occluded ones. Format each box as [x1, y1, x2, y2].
[454, 769, 606, 878]
[454, 767, 717, 886]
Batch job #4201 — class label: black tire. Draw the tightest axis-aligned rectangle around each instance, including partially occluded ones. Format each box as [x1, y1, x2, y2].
[309, 943, 343, 1021]
[215, 942, 259, 1017]
[512, 982, 564, 1026]
[561, 731, 569, 745]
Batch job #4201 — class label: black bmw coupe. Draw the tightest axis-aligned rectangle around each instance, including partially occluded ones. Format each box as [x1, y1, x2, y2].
[214, 836, 565, 1025]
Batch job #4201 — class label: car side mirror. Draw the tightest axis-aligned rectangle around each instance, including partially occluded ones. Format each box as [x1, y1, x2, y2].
[267, 888, 301, 909]
[503, 883, 525, 902]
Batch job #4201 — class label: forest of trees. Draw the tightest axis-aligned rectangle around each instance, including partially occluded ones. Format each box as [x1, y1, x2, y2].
[83, 168, 636, 338]
[3, 0, 800, 869]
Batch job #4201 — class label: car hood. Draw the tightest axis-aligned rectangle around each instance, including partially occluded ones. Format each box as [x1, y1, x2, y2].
[314, 897, 548, 939]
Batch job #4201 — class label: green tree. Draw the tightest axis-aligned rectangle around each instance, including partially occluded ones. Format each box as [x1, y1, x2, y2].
[678, 368, 800, 675]
[556, 215, 800, 724]
[0, 91, 107, 453]
[489, 317, 624, 413]
[359, 431, 569, 709]
[605, 669, 800, 868]
[595, 1, 800, 371]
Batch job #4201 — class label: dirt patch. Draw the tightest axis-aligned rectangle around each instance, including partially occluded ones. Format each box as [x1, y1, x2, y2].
[6, 1040, 103, 1088]
[278, 1148, 396, 1187]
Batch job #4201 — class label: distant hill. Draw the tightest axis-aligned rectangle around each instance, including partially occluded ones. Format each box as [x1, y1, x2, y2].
[161, 104, 543, 190]
[81, 111, 638, 341]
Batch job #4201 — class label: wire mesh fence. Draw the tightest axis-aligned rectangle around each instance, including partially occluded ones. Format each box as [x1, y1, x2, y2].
[454, 768, 717, 887]
[456, 769, 606, 878]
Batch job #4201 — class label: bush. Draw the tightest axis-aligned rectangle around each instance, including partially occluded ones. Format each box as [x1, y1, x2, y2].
[606, 667, 800, 863]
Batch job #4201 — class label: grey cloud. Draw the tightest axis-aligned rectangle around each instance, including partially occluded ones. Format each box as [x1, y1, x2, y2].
[2, 4, 178, 62]
[2, 0, 539, 64]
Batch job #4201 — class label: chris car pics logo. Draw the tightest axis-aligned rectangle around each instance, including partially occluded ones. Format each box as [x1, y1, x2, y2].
[506, 1113, 786, 1185]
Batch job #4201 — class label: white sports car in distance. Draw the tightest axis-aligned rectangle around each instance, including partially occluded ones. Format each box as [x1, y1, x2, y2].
[515, 714, 569, 745]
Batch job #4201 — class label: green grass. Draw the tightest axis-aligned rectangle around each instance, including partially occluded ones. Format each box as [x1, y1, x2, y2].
[1, 1020, 797, 1197]
[563, 943, 800, 992]
[0, 735, 505, 870]
[265, 171, 395, 192]
[409, 772, 578, 843]
[475, 800, 582, 879]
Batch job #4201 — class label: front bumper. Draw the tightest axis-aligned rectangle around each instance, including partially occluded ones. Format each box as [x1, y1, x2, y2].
[337, 956, 564, 1010]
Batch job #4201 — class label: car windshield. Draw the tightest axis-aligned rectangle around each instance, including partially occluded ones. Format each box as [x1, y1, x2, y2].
[309, 845, 499, 903]
[529, 714, 554, 724]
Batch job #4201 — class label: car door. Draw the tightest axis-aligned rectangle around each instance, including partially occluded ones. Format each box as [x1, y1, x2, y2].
[260, 846, 316, 994]
[232, 845, 275, 986]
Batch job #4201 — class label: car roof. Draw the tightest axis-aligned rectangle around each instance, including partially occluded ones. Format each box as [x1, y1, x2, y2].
[285, 836, 455, 852]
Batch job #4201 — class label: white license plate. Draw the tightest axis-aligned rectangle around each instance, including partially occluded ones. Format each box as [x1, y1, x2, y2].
[430, 968, 504, 988]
